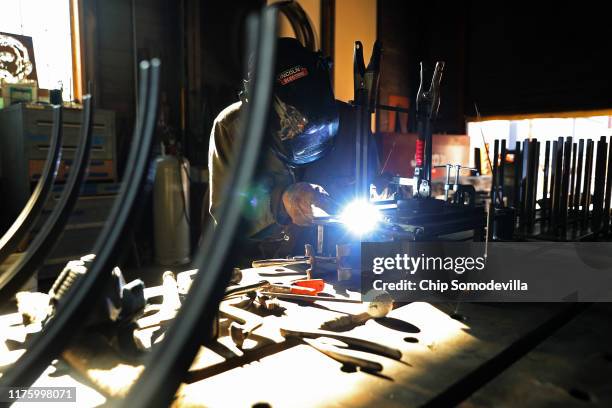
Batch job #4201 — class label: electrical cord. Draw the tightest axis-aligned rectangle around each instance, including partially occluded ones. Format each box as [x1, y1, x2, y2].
[0, 96, 94, 302]
[0, 60, 158, 390]
[119, 8, 278, 408]
[0, 106, 63, 264]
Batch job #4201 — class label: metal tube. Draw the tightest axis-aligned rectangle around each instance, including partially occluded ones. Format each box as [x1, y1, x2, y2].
[551, 139, 563, 234]
[582, 140, 594, 228]
[542, 140, 550, 224]
[591, 136, 607, 233]
[560, 138, 572, 234]
[602, 137, 612, 236]
[573, 139, 585, 223]
[491, 139, 499, 206]
[513, 141, 523, 217]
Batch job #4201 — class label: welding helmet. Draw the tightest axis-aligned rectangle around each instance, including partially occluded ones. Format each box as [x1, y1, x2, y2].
[243, 38, 339, 166]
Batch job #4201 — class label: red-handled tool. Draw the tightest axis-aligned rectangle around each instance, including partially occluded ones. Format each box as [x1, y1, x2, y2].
[268, 279, 325, 295]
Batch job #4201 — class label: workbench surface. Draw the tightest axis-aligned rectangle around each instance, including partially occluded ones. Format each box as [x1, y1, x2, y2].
[0, 265, 608, 407]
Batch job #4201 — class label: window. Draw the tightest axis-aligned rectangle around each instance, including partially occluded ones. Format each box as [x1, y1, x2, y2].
[0, 0, 76, 101]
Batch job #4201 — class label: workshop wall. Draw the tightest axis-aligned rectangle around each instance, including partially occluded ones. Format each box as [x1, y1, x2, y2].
[80, 0, 180, 174]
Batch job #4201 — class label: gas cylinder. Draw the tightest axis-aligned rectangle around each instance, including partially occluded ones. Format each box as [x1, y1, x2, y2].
[153, 155, 191, 265]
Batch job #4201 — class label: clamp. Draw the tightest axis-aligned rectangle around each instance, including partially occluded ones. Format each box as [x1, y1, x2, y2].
[414, 61, 445, 198]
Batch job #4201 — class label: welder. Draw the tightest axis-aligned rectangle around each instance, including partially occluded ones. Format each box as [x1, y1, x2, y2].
[208, 37, 342, 260]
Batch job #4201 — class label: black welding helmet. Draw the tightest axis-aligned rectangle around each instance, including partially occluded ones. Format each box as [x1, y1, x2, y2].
[268, 38, 339, 166]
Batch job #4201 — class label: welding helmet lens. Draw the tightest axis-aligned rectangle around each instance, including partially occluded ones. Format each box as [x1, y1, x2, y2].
[269, 38, 339, 166]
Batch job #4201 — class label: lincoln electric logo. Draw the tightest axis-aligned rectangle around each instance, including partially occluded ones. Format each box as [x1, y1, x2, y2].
[278, 65, 308, 85]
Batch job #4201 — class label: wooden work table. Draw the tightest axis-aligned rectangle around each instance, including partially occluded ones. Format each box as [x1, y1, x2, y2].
[0, 265, 606, 407]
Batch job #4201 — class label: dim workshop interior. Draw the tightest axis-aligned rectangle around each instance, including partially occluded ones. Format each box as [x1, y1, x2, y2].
[0, 0, 611, 407]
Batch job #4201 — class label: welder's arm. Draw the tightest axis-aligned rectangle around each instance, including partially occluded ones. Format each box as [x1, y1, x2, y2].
[208, 119, 289, 235]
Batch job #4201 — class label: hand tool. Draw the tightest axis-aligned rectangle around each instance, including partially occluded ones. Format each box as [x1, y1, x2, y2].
[224, 280, 271, 299]
[320, 290, 394, 331]
[259, 292, 362, 303]
[267, 279, 325, 295]
[219, 303, 264, 349]
[303, 337, 383, 372]
[280, 327, 402, 360]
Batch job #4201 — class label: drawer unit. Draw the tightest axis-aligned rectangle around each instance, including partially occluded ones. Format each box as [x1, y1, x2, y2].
[0, 103, 117, 226]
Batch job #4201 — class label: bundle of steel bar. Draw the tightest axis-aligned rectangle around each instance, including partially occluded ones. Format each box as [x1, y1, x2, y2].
[490, 135, 612, 241]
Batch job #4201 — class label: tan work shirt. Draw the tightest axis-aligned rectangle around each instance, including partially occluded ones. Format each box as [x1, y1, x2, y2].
[208, 101, 294, 237]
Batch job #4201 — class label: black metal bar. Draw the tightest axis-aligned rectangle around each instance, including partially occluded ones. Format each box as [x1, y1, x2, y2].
[0, 98, 93, 300]
[0, 61, 158, 390]
[0, 107, 63, 264]
[550, 139, 563, 234]
[530, 141, 540, 230]
[499, 139, 506, 202]
[474, 147, 482, 175]
[513, 141, 522, 214]
[560, 138, 572, 234]
[542, 140, 550, 224]
[121, 10, 279, 408]
[491, 139, 499, 206]
[582, 140, 594, 228]
[573, 139, 585, 222]
[603, 137, 612, 236]
[569, 142, 577, 214]
[523, 140, 535, 230]
[591, 136, 607, 233]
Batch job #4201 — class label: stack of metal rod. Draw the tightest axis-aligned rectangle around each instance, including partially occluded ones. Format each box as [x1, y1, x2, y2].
[490, 136, 612, 241]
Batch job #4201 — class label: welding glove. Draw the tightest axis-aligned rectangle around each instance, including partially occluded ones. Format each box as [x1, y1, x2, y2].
[281, 182, 338, 226]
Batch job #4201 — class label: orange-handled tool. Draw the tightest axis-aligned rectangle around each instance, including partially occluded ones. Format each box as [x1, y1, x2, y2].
[291, 278, 325, 294]
[268, 279, 325, 295]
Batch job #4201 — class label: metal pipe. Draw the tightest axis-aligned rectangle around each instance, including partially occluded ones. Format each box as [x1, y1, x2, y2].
[560, 138, 572, 234]
[573, 139, 585, 224]
[581, 140, 594, 228]
[591, 136, 607, 233]
[603, 137, 612, 236]
[542, 140, 550, 225]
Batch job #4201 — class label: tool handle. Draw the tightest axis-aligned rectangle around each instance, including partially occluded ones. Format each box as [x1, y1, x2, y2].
[304, 338, 383, 372]
[251, 259, 306, 268]
[224, 280, 270, 299]
[280, 327, 402, 360]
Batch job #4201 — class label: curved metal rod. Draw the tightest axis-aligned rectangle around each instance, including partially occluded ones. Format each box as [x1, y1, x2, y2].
[0, 97, 94, 301]
[0, 106, 63, 264]
[0, 60, 159, 389]
[120, 8, 278, 408]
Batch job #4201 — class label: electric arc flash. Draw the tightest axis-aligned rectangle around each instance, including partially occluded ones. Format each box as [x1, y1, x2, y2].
[339, 200, 382, 235]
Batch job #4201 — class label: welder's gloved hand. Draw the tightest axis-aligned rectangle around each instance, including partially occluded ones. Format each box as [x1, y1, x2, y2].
[281, 182, 338, 226]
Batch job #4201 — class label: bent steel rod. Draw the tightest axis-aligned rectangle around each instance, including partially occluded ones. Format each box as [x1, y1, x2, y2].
[0, 61, 158, 389]
[0, 97, 94, 301]
[121, 8, 278, 408]
[0, 106, 63, 264]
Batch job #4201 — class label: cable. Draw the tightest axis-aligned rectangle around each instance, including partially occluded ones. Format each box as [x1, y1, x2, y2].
[0, 106, 63, 264]
[0, 96, 94, 302]
[0, 60, 157, 390]
[119, 8, 278, 408]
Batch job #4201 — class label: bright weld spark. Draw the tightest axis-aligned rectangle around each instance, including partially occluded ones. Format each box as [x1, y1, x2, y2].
[339, 200, 382, 235]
